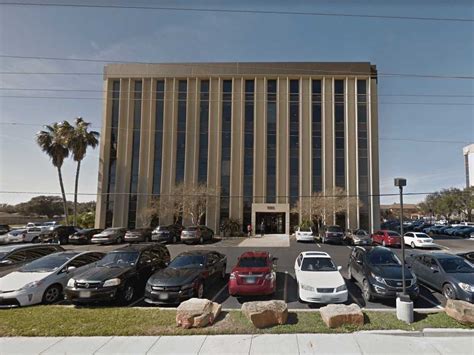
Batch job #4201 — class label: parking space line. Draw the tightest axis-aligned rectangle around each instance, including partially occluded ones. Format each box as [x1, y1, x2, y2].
[317, 243, 321, 248]
[211, 282, 228, 302]
[128, 296, 144, 307]
[346, 246, 352, 250]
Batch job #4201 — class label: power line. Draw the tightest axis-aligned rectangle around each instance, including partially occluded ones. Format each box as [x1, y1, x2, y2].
[0, 2, 472, 23]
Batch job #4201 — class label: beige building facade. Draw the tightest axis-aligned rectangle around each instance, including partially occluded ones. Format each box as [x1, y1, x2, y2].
[95, 62, 381, 234]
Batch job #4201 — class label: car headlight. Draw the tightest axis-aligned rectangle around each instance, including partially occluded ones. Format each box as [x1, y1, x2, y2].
[459, 282, 474, 293]
[300, 284, 314, 292]
[67, 278, 75, 288]
[20, 280, 43, 290]
[103, 278, 121, 287]
[371, 272, 384, 284]
[336, 284, 347, 292]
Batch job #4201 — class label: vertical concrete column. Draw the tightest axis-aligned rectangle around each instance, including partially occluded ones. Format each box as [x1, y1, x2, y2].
[136, 78, 153, 227]
[160, 78, 177, 225]
[300, 78, 311, 222]
[254, 77, 266, 204]
[369, 78, 381, 231]
[230, 78, 243, 222]
[347, 78, 358, 229]
[277, 77, 288, 204]
[95, 79, 112, 229]
[113, 78, 131, 227]
[323, 78, 334, 225]
[207, 78, 221, 232]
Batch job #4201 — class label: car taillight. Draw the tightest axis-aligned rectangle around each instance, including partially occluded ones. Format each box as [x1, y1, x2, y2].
[230, 272, 237, 280]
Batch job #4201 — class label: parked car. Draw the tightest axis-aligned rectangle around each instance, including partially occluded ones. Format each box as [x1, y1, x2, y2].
[424, 225, 445, 236]
[437, 226, 453, 235]
[347, 246, 419, 302]
[39, 226, 79, 244]
[371, 230, 401, 247]
[124, 228, 153, 243]
[413, 223, 433, 233]
[319, 225, 345, 244]
[180, 226, 214, 244]
[457, 252, 474, 264]
[295, 226, 314, 242]
[151, 224, 183, 244]
[0, 224, 11, 234]
[145, 250, 226, 304]
[24, 226, 44, 243]
[345, 229, 372, 246]
[408, 253, 473, 302]
[0, 244, 64, 278]
[65, 244, 170, 305]
[443, 227, 458, 236]
[90, 227, 127, 245]
[68, 228, 103, 245]
[294, 251, 347, 304]
[403, 232, 436, 249]
[0, 229, 26, 244]
[0, 251, 105, 306]
[228, 251, 277, 296]
[454, 227, 474, 238]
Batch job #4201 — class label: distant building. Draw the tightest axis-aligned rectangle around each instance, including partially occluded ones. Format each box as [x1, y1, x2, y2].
[380, 203, 421, 220]
[463, 144, 474, 188]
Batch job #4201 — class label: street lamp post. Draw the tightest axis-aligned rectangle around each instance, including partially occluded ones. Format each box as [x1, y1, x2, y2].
[394, 178, 413, 323]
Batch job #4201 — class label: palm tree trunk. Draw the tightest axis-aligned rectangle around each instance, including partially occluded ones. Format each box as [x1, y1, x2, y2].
[74, 160, 81, 226]
[57, 167, 69, 223]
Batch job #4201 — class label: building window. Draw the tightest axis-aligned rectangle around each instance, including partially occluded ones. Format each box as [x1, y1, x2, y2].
[152, 80, 165, 196]
[175, 80, 187, 183]
[312, 79, 322, 193]
[128, 80, 142, 229]
[105, 80, 120, 227]
[198, 80, 210, 184]
[357, 79, 370, 230]
[289, 79, 299, 206]
[220, 80, 232, 223]
[334, 79, 345, 189]
[267, 79, 277, 203]
[243, 79, 254, 229]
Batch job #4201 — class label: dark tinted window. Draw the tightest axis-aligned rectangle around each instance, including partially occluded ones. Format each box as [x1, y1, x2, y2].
[289, 79, 299, 205]
[20, 253, 76, 272]
[220, 80, 232, 223]
[367, 250, 401, 266]
[301, 257, 336, 271]
[69, 254, 101, 268]
[6, 250, 28, 263]
[388, 232, 400, 237]
[327, 226, 343, 232]
[153, 80, 165, 197]
[169, 255, 205, 268]
[438, 257, 473, 273]
[238, 257, 267, 268]
[97, 251, 139, 267]
[198, 80, 210, 185]
[267, 79, 277, 203]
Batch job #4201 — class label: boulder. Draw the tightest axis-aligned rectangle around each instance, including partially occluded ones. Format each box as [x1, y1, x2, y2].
[176, 298, 222, 329]
[241, 300, 288, 328]
[320, 303, 364, 328]
[445, 299, 474, 325]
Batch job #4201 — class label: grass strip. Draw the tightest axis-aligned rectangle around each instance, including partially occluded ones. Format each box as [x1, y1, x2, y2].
[0, 306, 471, 336]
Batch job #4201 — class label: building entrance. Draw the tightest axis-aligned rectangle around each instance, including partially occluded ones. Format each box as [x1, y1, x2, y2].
[255, 212, 285, 234]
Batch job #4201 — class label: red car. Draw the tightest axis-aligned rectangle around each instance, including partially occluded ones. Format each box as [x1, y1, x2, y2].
[228, 251, 277, 296]
[371, 230, 401, 247]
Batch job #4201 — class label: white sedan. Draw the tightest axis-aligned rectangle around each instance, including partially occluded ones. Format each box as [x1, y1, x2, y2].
[0, 251, 104, 306]
[403, 232, 436, 248]
[0, 229, 26, 244]
[295, 227, 314, 242]
[294, 251, 348, 304]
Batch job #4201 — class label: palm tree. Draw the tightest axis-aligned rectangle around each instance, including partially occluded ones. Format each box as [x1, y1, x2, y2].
[36, 122, 71, 223]
[67, 117, 99, 226]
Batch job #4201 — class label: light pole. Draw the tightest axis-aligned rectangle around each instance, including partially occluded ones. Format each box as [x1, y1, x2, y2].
[394, 177, 413, 323]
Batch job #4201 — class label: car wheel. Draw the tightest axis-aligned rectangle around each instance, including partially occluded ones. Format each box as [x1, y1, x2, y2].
[121, 284, 135, 304]
[196, 282, 204, 298]
[442, 283, 456, 300]
[411, 242, 415, 249]
[362, 279, 373, 302]
[42, 284, 62, 304]
[32, 237, 39, 243]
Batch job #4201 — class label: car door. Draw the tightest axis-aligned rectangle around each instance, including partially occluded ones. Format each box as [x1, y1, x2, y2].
[294, 254, 303, 282]
[424, 256, 444, 290]
[415, 256, 437, 289]
[404, 233, 413, 245]
[350, 249, 365, 283]
[205, 253, 220, 279]
[136, 250, 155, 287]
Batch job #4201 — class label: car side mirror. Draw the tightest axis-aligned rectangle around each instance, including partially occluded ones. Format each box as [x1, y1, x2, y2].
[356, 259, 363, 265]
[67, 266, 76, 272]
[337, 266, 342, 271]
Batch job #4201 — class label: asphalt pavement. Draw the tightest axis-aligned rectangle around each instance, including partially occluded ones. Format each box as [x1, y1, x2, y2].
[62, 234, 474, 310]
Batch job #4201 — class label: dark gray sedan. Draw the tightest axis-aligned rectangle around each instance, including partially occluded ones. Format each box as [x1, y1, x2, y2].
[409, 252, 474, 302]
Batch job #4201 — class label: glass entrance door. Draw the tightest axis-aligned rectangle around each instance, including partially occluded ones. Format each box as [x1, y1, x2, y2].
[255, 212, 286, 234]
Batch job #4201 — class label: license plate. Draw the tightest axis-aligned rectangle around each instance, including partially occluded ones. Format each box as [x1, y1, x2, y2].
[158, 293, 169, 300]
[79, 291, 91, 298]
[246, 277, 256, 284]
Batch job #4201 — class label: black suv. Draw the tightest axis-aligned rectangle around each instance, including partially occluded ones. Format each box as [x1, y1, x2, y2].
[65, 244, 170, 305]
[39, 226, 79, 244]
[347, 246, 419, 302]
[151, 224, 183, 244]
[0, 244, 64, 277]
[320, 225, 345, 244]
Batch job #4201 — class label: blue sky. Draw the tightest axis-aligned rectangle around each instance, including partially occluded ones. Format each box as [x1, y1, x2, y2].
[0, 0, 473, 206]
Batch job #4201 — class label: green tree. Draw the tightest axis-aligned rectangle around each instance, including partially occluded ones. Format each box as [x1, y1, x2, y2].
[16, 196, 64, 218]
[36, 123, 71, 222]
[64, 118, 99, 226]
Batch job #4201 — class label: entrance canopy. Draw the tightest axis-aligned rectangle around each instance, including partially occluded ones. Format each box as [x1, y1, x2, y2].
[251, 203, 290, 235]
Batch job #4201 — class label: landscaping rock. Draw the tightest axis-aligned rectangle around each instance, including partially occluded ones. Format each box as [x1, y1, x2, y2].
[445, 299, 474, 325]
[241, 300, 288, 328]
[176, 298, 222, 329]
[320, 303, 364, 328]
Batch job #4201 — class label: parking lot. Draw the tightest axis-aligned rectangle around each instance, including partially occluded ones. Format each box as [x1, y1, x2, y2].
[60, 233, 474, 311]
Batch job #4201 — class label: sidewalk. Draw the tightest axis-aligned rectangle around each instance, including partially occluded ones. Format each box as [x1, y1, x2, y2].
[238, 234, 290, 247]
[1, 330, 473, 355]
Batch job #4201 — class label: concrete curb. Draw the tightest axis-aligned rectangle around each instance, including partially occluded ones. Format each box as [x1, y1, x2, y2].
[357, 328, 474, 337]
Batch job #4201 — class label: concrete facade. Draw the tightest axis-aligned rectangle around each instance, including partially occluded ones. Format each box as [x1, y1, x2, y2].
[95, 62, 380, 233]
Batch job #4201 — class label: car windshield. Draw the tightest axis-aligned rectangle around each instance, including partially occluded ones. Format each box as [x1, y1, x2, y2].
[368, 250, 401, 266]
[97, 252, 139, 267]
[438, 257, 474, 273]
[301, 257, 337, 271]
[20, 254, 74, 272]
[327, 226, 342, 232]
[388, 232, 400, 237]
[169, 255, 205, 268]
[238, 257, 267, 268]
